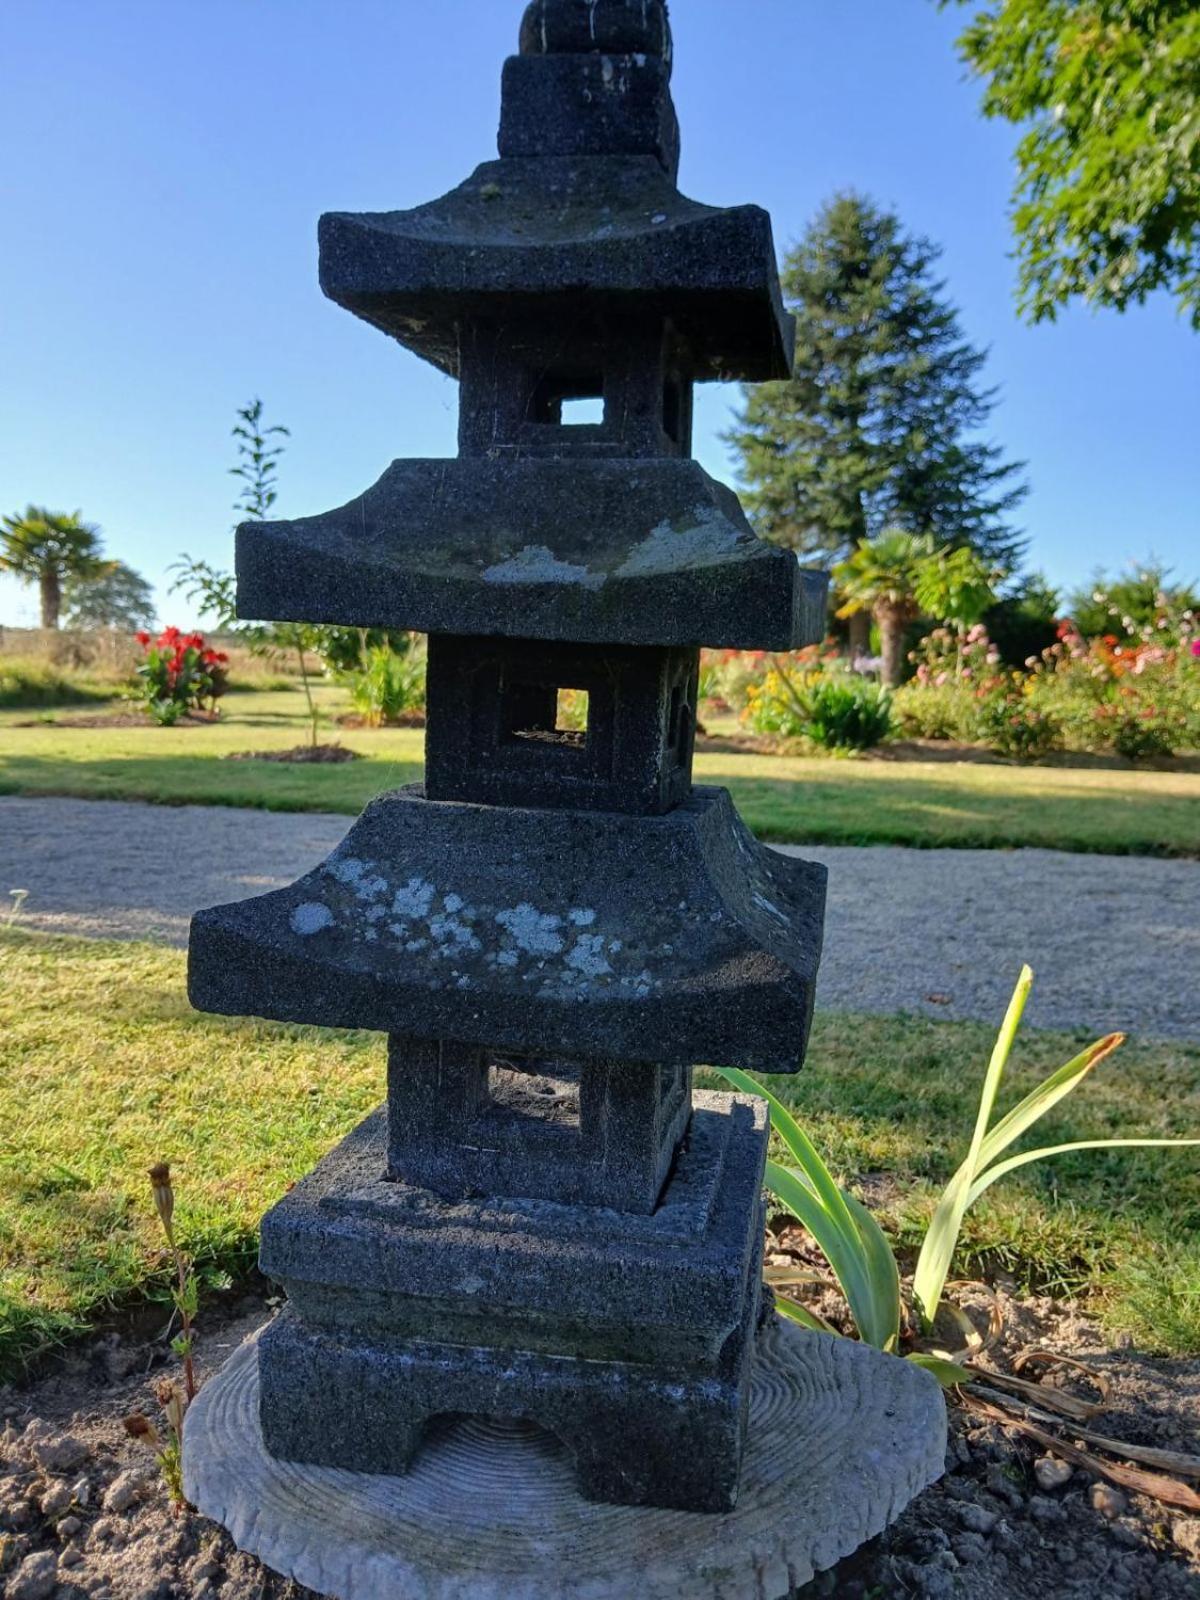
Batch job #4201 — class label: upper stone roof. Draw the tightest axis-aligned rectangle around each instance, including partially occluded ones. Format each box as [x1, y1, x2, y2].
[318, 0, 793, 382]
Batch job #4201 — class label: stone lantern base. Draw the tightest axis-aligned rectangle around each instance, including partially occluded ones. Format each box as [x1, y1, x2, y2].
[254, 1094, 771, 1513]
[184, 1318, 947, 1600]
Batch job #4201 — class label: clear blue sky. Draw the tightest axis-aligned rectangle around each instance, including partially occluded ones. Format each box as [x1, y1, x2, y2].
[1, 0, 1197, 629]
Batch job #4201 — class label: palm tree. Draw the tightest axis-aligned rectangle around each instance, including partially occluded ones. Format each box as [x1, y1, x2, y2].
[834, 530, 938, 687]
[0, 507, 110, 629]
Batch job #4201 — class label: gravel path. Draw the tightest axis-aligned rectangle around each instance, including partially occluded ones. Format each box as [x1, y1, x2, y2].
[2, 796, 1197, 1042]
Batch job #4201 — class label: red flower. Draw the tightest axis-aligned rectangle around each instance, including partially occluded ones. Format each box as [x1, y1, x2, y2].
[135, 631, 151, 647]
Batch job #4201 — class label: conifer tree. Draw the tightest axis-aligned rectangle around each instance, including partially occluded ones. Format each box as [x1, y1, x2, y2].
[727, 194, 1027, 572]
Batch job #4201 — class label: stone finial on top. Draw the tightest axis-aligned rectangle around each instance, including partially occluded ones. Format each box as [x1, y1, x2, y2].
[503, 0, 679, 174]
[519, 0, 672, 72]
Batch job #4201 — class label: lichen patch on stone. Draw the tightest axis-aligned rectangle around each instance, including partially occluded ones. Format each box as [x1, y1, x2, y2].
[614, 509, 746, 578]
[291, 903, 335, 937]
[495, 903, 567, 957]
[482, 545, 605, 591]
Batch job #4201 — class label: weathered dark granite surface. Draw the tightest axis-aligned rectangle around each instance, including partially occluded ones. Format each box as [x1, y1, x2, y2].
[519, 0, 674, 63]
[257, 1092, 769, 1511]
[319, 156, 791, 381]
[236, 458, 825, 649]
[424, 636, 700, 815]
[189, 785, 827, 1074]
[192, 0, 833, 1522]
[386, 1044, 693, 1213]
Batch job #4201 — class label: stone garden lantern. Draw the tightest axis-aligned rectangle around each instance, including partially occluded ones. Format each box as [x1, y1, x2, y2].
[184, 4, 946, 1592]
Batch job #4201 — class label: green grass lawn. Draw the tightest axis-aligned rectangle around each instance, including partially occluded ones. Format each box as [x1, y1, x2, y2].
[2, 688, 1198, 855]
[2, 928, 1197, 1379]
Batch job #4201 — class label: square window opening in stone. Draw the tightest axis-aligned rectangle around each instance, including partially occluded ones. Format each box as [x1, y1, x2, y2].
[561, 396, 606, 426]
[484, 1057, 582, 1131]
[502, 681, 590, 751]
[529, 369, 605, 427]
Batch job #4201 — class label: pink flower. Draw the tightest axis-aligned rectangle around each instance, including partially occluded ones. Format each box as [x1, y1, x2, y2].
[1191, 640, 1200, 659]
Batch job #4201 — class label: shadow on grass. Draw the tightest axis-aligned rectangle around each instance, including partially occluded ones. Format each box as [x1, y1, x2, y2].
[0, 753, 424, 814]
[728, 774, 1199, 856]
[1, 754, 1198, 856]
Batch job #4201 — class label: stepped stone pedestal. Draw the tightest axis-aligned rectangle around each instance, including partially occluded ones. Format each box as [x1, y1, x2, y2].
[184, 1318, 948, 1600]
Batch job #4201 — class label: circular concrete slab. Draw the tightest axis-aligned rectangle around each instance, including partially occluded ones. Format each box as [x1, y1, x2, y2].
[183, 1319, 946, 1600]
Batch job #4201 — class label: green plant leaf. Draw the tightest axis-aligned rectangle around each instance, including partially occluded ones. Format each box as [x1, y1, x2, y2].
[976, 1033, 1126, 1172]
[718, 1068, 862, 1264]
[912, 964, 1033, 1326]
[718, 1067, 901, 1351]
[906, 1354, 973, 1387]
[966, 1138, 1200, 1208]
[771, 1164, 883, 1350]
[843, 1190, 902, 1353]
[774, 1296, 838, 1334]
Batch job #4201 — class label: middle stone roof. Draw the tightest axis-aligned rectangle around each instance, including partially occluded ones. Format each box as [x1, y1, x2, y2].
[236, 457, 827, 650]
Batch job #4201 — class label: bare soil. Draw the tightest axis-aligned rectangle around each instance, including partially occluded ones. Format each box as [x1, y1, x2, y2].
[12, 715, 220, 732]
[334, 711, 425, 730]
[694, 724, 1200, 773]
[221, 746, 362, 765]
[1, 1287, 1197, 1600]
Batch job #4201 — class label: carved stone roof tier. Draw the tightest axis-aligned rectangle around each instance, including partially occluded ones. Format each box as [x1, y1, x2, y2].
[188, 786, 828, 1075]
[236, 458, 826, 650]
[319, 156, 793, 383]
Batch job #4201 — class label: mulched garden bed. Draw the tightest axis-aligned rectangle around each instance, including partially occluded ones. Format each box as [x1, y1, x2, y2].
[12, 714, 221, 731]
[222, 746, 363, 765]
[335, 711, 425, 730]
[1, 1285, 1196, 1600]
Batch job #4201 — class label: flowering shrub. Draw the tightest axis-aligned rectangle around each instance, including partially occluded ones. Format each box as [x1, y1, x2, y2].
[1023, 620, 1198, 760]
[895, 609, 1199, 760]
[132, 628, 229, 725]
[745, 664, 893, 750]
[895, 624, 1006, 742]
[343, 641, 426, 727]
[702, 644, 841, 715]
[975, 689, 1064, 762]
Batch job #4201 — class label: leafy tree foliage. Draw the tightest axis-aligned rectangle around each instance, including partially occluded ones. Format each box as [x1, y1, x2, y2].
[728, 195, 1027, 572]
[984, 570, 1062, 666]
[231, 398, 289, 520]
[173, 398, 412, 746]
[0, 507, 110, 629]
[63, 561, 156, 632]
[945, 1, 1200, 326]
[915, 544, 1000, 633]
[1068, 562, 1200, 638]
[834, 531, 940, 688]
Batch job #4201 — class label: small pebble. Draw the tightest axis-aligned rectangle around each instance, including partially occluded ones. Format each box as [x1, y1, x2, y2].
[102, 1468, 145, 1513]
[1091, 1482, 1130, 1520]
[958, 1503, 998, 1535]
[1111, 1521, 1143, 1549]
[1034, 1455, 1072, 1491]
[59, 1514, 83, 1539]
[59, 1542, 85, 1569]
[70, 1475, 92, 1507]
[1029, 1494, 1064, 1524]
[39, 1481, 74, 1518]
[952, 1530, 989, 1563]
[29, 1433, 89, 1474]
[1172, 1517, 1200, 1558]
[4, 1496, 36, 1528]
[8, 1549, 59, 1600]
